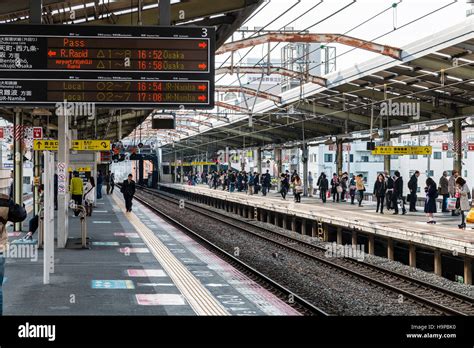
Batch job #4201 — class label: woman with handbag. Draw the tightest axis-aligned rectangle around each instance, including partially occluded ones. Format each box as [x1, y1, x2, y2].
[331, 173, 340, 203]
[455, 177, 470, 229]
[424, 177, 438, 224]
[349, 175, 357, 205]
[83, 176, 95, 217]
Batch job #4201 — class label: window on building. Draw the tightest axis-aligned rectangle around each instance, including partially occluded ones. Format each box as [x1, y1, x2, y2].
[427, 170, 434, 177]
[350, 154, 354, 163]
[464, 151, 468, 159]
[409, 155, 418, 159]
[465, 170, 468, 177]
[447, 151, 453, 158]
[423, 155, 428, 158]
[324, 154, 333, 162]
[360, 156, 369, 162]
[433, 152, 442, 159]
[391, 155, 399, 159]
[23, 177, 30, 185]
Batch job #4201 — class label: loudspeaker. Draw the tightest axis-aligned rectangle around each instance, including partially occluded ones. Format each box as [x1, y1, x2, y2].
[367, 142, 375, 150]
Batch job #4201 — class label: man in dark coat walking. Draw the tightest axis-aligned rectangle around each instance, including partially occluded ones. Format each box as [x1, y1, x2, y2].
[408, 171, 420, 212]
[392, 171, 406, 215]
[121, 174, 136, 212]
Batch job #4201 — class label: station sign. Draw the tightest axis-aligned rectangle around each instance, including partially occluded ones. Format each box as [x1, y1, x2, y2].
[68, 167, 91, 172]
[372, 146, 432, 155]
[72, 140, 110, 151]
[34, 139, 110, 151]
[170, 161, 215, 166]
[0, 24, 215, 109]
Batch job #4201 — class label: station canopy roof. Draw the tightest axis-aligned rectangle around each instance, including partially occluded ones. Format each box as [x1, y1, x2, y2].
[0, 0, 264, 138]
[158, 16, 474, 159]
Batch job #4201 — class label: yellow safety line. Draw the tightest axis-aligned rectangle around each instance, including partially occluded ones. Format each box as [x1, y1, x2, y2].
[112, 193, 229, 316]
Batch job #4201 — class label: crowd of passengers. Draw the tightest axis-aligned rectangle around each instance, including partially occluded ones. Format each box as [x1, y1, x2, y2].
[178, 169, 470, 229]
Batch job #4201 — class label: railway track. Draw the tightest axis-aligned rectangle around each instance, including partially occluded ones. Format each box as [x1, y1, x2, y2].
[136, 186, 474, 316]
[125, 184, 329, 316]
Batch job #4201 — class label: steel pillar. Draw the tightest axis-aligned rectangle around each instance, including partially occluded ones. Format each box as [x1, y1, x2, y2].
[57, 112, 69, 248]
[13, 109, 23, 231]
[453, 118, 462, 174]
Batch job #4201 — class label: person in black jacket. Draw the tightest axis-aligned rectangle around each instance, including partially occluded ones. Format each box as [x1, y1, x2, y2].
[262, 170, 271, 196]
[424, 177, 438, 224]
[408, 171, 420, 212]
[384, 171, 393, 211]
[279, 174, 289, 199]
[392, 171, 406, 215]
[319, 173, 329, 203]
[121, 174, 136, 212]
[373, 173, 387, 214]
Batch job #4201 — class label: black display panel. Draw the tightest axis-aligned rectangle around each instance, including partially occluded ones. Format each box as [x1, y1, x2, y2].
[0, 24, 215, 108]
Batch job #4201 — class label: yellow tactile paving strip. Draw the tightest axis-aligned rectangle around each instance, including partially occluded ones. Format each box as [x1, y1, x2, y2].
[112, 193, 229, 316]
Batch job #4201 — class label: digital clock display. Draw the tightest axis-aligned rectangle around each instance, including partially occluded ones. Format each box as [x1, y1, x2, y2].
[0, 24, 215, 108]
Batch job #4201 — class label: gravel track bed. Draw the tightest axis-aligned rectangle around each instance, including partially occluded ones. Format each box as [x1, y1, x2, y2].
[179, 193, 474, 299]
[139, 191, 443, 315]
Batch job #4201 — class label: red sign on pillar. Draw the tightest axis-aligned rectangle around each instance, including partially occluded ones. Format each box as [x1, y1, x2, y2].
[442, 143, 449, 151]
[0, 127, 3, 139]
[468, 143, 474, 151]
[32, 127, 43, 139]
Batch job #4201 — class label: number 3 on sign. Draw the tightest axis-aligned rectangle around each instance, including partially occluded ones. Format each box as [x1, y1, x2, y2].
[201, 28, 208, 37]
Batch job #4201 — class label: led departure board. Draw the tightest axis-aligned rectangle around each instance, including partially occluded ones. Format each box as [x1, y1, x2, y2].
[0, 24, 215, 108]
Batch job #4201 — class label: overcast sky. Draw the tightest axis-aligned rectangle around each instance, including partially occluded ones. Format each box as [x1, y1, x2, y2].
[217, 0, 470, 84]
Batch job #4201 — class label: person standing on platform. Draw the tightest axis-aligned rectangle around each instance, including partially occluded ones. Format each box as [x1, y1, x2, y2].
[355, 174, 365, 207]
[254, 172, 260, 194]
[373, 173, 387, 214]
[385, 171, 393, 211]
[96, 170, 103, 199]
[105, 172, 110, 195]
[340, 172, 348, 202]
[439, 171, 449, 213]
[349, 175, 357, 205]
[319, 173, 329, 203]
[448, 170, 459, 216]
[392, 171, 406, 215]
[70, 171, 83, 217]
[110, 173, 115, 194]
[248, 172, 254, 195]
[262, 170, 271, 196]
[408, 170, 420, 212]
[316, 173, 324, 199]
[308, 171, 314, 197]
[294, 175, 303, 203]
[121, 174, 136, 213]
[455, 176, 470, 229]
[330, 173, 340, 203]
[280, 173, 289, 200]
[424, 177, 438, 224]
[83, 176, 95, 217]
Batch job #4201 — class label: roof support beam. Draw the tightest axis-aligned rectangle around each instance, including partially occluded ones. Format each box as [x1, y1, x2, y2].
[215, 101, 250, 113]
[216, 86, 282, 103]
[216, 66, 327, 87]
[408, 56, 474, 81]
[216, 33, 402, 60]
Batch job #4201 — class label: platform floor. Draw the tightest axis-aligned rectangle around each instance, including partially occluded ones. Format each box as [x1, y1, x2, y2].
[161, 183, 474, 256]
[3, 192, 298, 316]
